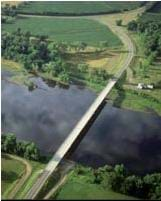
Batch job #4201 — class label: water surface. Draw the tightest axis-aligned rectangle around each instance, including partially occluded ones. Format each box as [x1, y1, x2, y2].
[2, 71, 161, 173]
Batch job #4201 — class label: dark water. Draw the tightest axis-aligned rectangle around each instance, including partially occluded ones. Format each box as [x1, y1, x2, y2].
[2, 71, 161, 173]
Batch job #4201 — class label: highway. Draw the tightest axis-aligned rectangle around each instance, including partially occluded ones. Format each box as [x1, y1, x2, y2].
[25, 15, 135, 199]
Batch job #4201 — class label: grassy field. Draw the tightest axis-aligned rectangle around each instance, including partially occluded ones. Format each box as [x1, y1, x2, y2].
[17, 2, 144, 15]
[2, 154, 25, 198]
[2, 17, 121, 47]
[53, 171, 137, 200]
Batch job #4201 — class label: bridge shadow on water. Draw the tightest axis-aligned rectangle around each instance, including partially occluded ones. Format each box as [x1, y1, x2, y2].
[64, 99, 107, 160]
[64, 72, 127, 160]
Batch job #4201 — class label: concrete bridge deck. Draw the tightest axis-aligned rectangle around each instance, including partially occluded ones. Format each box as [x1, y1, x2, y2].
[26, 16, 134, 199]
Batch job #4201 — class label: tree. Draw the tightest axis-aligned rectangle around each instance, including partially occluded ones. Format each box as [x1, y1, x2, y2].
[127, 20, 138, 31]
[116, 19, 122, 26]
[16, 141, 30, 156]
[121, 175, 144, 198]
[24, 142, 40, 161]
[94, 165, 113, 185]
[58, 71, 70, 82]
[144, 173, 161, 199]
[2, 133, 17, 153]
[77, 63, 88, 73]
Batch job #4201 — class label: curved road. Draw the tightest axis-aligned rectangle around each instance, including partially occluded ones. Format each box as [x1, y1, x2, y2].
[4, 154, 32, 199]
[25, 12, 135, 199]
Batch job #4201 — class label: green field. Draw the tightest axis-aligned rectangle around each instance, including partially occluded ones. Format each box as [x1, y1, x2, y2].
[17, 1, 144, 15]
[53, 172, 137, 200]
[2, 154, 25, 198]
[2, 17, 121, 47]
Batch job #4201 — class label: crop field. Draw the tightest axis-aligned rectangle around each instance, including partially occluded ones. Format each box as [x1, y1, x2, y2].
[2, 17, 121, 46]
[2, 154, 25, 198]
[17, 1, 144, 15]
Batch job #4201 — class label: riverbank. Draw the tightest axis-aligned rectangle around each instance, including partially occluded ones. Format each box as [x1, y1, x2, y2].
[50, 163, 161, 200]
[1, 58, 108, 93]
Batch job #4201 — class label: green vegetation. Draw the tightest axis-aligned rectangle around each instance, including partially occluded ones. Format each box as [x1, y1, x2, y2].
[2, 154, 25, 198]
[53, 164, 161, 200]
[17, 1, 144, 16]
[2, 133, 40, 161]
[1, 134, 47, 199]
[2, 29, 112, 92]
[109, 8, 161, 116]
[2, 17, 121, 47]
[15, 160, 46, 199]
[55, 178, 135, 200]
[116, 19, 122, 26]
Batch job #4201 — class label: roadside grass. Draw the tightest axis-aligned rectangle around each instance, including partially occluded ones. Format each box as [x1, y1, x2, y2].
[17, 1, 144, 15]
[2, 17, 121, 47]
[1, 154, 26, 199]
[52, 170, 137, 200]
[15, 160, 46, 199]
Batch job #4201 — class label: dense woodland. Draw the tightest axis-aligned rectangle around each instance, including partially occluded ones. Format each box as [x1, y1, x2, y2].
[2, 133, 40, 161]
[128, 13, 161, 60]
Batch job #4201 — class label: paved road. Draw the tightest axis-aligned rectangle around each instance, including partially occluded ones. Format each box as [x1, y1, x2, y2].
[25, 14, 135, 199]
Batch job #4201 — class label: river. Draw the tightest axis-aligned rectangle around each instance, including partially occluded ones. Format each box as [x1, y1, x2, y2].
[2, 70, 161, 174]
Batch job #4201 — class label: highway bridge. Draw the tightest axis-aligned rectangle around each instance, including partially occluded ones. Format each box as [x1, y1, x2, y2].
[26, 17, 135, 199]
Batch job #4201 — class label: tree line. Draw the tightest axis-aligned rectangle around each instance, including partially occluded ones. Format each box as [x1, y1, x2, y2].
[73, 164, 161, 199]
[2, 133, 40, 161]
[1, 3, 18, 24]
[127, 14, 161, 62]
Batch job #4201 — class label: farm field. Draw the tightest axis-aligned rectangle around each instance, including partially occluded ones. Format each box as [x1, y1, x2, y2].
[17, 1, 144, 15]
[2, 154, 25, 198]
[2, 17, 122, 47]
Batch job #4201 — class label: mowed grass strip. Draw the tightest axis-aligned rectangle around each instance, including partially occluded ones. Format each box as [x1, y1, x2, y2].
[17, 1, 144, 15]
[2, 17, 122, 46]
[1, 154, 25, 198]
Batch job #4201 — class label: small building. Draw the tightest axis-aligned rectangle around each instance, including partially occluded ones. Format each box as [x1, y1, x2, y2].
[137, 83, 144, 89]
[137, 83, 154, 90]
[147, 84, 154, 89]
